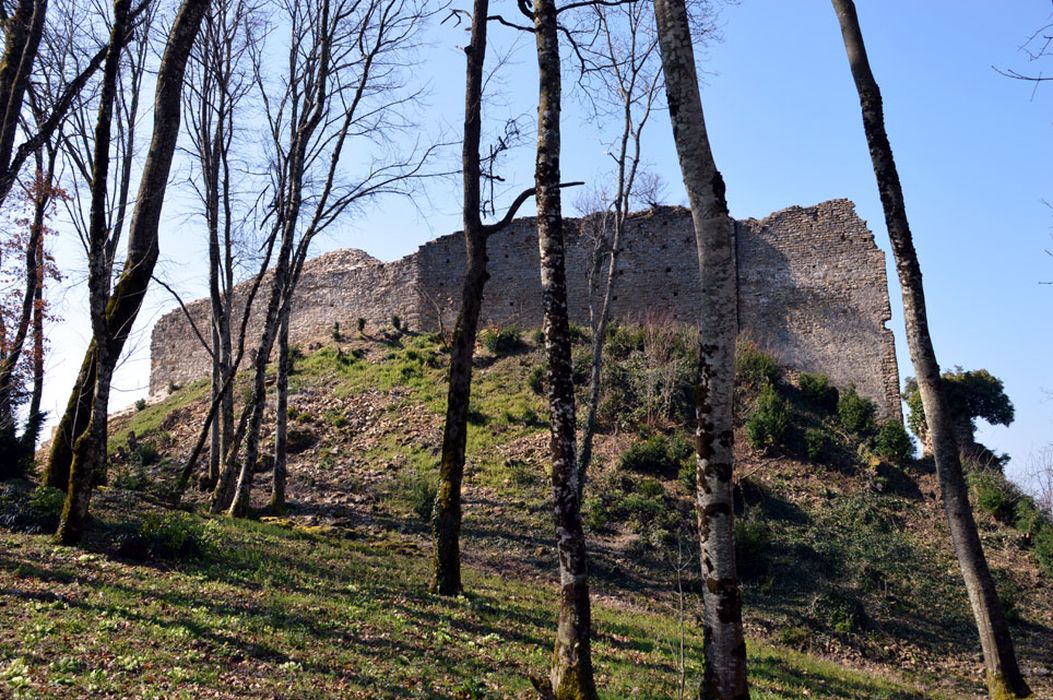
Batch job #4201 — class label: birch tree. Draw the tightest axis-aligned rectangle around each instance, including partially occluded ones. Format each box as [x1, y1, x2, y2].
[653, 0, 749, 696]
[831, 1, 1030, 697]
[532, 0, 596, 694]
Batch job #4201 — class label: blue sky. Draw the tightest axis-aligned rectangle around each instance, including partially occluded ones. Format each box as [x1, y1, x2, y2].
[41, 1, 1053, 487]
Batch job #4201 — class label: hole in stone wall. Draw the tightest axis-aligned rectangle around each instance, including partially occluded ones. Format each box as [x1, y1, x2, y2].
[665, 267, 672, 273]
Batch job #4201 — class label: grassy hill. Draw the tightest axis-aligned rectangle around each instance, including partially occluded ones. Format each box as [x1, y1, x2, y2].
[3, 325, 1051, 698]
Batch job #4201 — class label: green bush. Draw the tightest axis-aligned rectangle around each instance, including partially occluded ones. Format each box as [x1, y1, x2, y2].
[678, 460, 696, 494]
[968, 470, 1020, 524]
[873, 420, 913, 464]
[126, 512, 209, 560]
[1034, 524, 1053, 578]
[811, 589, 865, 634]
[735, 517, 770, 579]
[745, 382, 791, 450]
[134, 398, 147, 412]
[582, 494, 609, 532]
[1014, 498, 1045, 538]
[113, 462, 150, 492]
[798, 372, 838, 412]
[736, 340, 781, 389]
[356, 317, 366, 333]
[527, 365, 546, 395]
[479, 327, 524, 355]
[0, 484, 64, 534]
[401, 471, 437, 522]
[838, 386, 876, 437]
[618, 434, 688, 477]
[804, 428, 827, 462]
[134, 442, 161, 468]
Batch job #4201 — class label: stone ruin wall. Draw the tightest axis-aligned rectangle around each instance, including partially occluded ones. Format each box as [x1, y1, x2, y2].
[150, 198, 901, 418]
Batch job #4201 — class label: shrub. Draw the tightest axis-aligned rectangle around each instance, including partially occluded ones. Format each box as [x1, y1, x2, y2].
[1034, 525, 1053, 578]
[811, 589, 866, 634]
[527, 365, 546, 395]
[1014, 498, 1045, 538]
[134, 398, 147, 412]
[735, 340, 781, 389]
[567, 323, 589, 345]
[798, 372, 838, 412]
[873, 420, 913, 464]
[745, 382, 791, 450]
[134, 443, 161, 467]
[838, 385, 876, 437]
[968, 470, 1020, 524]
[678, 460, 696, 494]
[582, 495, 608, 532]
[396, 471, 437, 522]
[356, 317, 366, 333]
[120, 512, 208, 560]
[113, 462, 150, 492]
[618, 434, 687, 477]
[804, 428, 827, 462]
[479, 327, 524, 355]
[391, 315, 402, 332]
[331, 321, 342, 341]
[0, 484, 65, 533]
[735, 517, 770, 579]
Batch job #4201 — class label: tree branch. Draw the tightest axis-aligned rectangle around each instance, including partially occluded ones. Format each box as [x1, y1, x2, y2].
[482, 180, 583, 236]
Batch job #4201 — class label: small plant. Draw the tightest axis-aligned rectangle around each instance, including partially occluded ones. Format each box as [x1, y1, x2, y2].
[120, 512, 208, 560]
[838, 385, 876, 437]
[804, 427, 827, 462]
[618, 434, 688, 477]
[810, 589, 865, 634]
[736, 340, 781, 389]
[873, 420, 913, 464]
[1014, 498, 1045, 539]
[166, 380, 181, 394]
[745, 382, 791, 450]
[331, 321, 343, 341]
[134, 398, 147, 412]
[735, 516, 770, 579]
[527, 365, 546, 395]
[391, 315, 402, 332]
[798, 372, 838, 411]
[113, 462, 150, 492]
[394, 470, 437, 522]
[479, 327, 524, 356]
[28, 486, 65, 524]
[678, 460, 696, 494]
[968, 469, 1020, 524]
[356, 317, 366, 333]
[134, 443, 162, 468]
[582, 494, 608, 532]
[1034, 524, 1053, 578]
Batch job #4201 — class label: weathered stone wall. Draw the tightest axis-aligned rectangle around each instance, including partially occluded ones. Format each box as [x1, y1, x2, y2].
[149, 199, 901, 418]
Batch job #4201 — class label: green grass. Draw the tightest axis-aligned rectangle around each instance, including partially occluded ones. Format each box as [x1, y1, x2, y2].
[0, 504, 938, 699]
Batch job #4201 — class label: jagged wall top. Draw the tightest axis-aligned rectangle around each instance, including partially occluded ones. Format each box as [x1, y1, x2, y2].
[149, 199, 900, 417]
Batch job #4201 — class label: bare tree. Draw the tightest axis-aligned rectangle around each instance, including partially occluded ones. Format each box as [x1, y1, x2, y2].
[210, 0, 439, 517]
[831, 1, 1030, 697]
[42, 0, 158, 490]
[653, 0, 749, 696]
[54, 0, 209, 544]
[430, 3, 572, 596]
[181, 0, 261, 490]
[574, 0, 663, 497]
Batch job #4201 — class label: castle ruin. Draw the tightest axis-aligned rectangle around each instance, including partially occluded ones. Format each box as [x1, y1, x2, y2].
[150, 198, 901, 417]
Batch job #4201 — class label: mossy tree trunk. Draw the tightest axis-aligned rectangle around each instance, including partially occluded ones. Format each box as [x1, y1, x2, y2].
[533, 0, 598, 695]
[653, 0, 749, 696]
[430, 0, 490, 597]
[53, 0, 209, 542]
[56, 0, 130, 542]
[831, 2, 1030, 698]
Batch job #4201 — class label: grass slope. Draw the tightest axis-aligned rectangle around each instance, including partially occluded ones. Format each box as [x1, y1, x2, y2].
[0, 495, 934, 699]
[6, 328, 1050, 698]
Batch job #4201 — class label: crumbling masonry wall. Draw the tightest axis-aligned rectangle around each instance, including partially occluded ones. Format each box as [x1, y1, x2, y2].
[149, 199, 900, 417]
